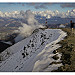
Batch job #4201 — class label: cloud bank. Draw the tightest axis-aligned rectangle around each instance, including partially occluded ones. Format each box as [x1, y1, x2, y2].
[1, 8, 75, 19]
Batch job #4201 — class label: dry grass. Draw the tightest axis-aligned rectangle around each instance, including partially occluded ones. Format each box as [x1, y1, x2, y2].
[52, 28, 75, 72]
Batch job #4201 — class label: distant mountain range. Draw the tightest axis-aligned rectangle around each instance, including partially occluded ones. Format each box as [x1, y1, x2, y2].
[0, 9, 75, 19]
[0, 9, 75, 26]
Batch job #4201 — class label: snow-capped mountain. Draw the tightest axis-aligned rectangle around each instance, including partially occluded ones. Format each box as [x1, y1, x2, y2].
[32, 9, 75, 19]
[0, 28, 67, 72]
[0, 9, 75, 26]
[0, 9, 75, 19]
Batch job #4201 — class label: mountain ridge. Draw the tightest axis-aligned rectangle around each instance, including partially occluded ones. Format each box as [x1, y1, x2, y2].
[0, 28, 67, 72]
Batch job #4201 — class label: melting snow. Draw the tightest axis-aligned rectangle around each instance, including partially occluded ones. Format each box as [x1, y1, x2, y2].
[0, 29, 67, 72]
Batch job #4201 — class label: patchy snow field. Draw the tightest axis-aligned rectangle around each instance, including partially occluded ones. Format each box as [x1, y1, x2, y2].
[0, 29, 67, 72]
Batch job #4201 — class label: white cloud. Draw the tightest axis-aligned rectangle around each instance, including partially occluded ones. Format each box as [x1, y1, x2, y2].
[0, 9, 75, 19]
[14, 10, 45, 43]
[32, 9, 75, 19]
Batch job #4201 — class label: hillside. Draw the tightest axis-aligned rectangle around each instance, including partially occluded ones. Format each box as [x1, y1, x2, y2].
[0, 29, 66, 72]
[52, 28, 75, 72]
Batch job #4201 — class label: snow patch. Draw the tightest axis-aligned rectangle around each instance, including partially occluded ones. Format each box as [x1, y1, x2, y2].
[0, 29, 67, 72]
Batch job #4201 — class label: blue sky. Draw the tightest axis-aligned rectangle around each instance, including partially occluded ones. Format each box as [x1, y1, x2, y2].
[0, 3, 74, 12]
